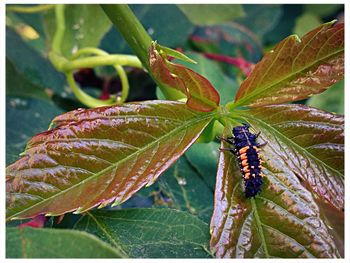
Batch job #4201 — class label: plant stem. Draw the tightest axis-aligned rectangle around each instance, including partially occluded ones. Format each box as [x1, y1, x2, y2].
[100, 4, 152, 70]
[62, 54, 142, 71]
[101, 4, 185, 100]
[52, 4, 65, 55]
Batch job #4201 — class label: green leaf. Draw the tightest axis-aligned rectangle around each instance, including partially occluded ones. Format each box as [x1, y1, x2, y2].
[185, 141, 220, 190]
[241, 104, 344, 211]
[306, 80, 344, 114]
[210, 127, 340, 258]
[6, 101, 215, 220]
[234, 22, 344, 107]
[43, 4, 112, 56]
[149, 44, 220, 112]
[6, 97, 63, 165]
[293, 13, 322, 37]
[156, 156, 214, 223]
[6, 59, 49, 101]
[74, 208, 212, 258]
[6, 227, 124, 258]
[177, 4, 245, 26]
[6, 27, 66, 93]
[236, 5, 283, 37]
[304, 4, 343, 18]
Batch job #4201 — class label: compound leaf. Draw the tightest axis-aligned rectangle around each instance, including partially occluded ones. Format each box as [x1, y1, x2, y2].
[234, 22, 344, 107]
[6, 101, 215, 220]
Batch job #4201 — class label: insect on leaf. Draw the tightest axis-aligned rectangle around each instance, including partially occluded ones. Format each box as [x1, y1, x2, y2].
[210, 127, 341, 258]
[242, 104, 344, 212]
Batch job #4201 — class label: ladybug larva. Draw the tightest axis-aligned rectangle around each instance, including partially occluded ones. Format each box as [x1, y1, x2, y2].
[220, 123, 266, 197]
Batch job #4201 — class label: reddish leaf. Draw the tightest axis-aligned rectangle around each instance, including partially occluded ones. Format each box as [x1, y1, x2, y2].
[234, 22, 344, 107]
[210, 127, 340, 258]
[242, 104, 344, 212]
[149, 43, 220, 112]
[6, 101, 215, 220]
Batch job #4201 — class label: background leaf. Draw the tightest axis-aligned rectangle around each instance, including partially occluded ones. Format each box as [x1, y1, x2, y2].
[190, 23, 263, 64]
[6, 27, 66, 94]
[43, 4, 111, 56]
[306, 80, 344, 114]
[241, 104, 344, 211]
[293, 13, 322, 37]
[235, 5, 283, 38]
[74, 208, 212, 258]
[234, 22, 344, 107]
[6, 97, 63, 165]
[210, 128, 340, 258]
[6, 101, 215, 220]
[6, 227, 124, 258]
[177, 4, 245, 26]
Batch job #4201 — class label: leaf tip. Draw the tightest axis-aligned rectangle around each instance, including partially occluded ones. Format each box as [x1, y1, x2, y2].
[290, 34, 301, 43]
[111, 200, 121, 207]
[73, 207, 84, 214]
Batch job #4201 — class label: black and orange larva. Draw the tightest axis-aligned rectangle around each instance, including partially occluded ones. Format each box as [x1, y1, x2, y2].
[220, 123, 266, 197]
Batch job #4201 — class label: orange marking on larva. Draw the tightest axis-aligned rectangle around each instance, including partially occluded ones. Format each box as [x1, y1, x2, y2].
[260, 173, 266, 177]
[240, 153, 247, 160]
[239, 146, 249, 154]
[244, 173, 250, 179]
[241, 159, 248, 166]
[243, 166, 250, 173]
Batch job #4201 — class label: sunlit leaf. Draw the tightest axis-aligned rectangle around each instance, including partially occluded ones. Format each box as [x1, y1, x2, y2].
[74, 208, 212, 258]
[6, 101, 215, 220]
[241, 104, 344, 211]
[149, 43, 220, 112]
[6, 227, 124, 258]
[210, 127, 340, 258]
[234, 22, 344, 107]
